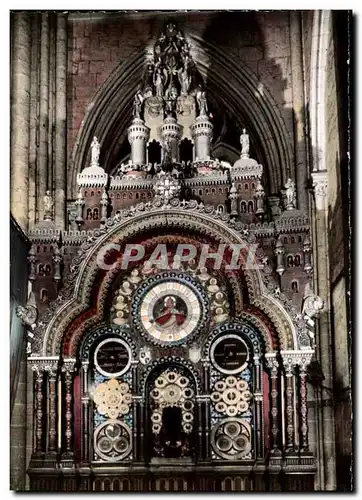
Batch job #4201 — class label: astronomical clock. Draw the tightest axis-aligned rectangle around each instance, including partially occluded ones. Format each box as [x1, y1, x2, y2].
[26, 21, 319, 493]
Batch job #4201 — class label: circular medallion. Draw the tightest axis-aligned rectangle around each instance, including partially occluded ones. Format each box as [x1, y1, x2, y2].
[94, 338, 131, 377]
[132, 273, 209, 346]
[210, 334, 249, 374]
[94, 420, 132, 462]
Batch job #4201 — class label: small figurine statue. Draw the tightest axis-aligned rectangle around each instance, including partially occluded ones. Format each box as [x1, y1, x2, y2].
[43, 190, 54, 220]
[154, 66, 167, 98]
[91, 136, 100, 166]
[178, 62, 191, 95]
[133, 90, 144, 119]
[285, 177, 296, 210]
[240, 128, 250, 157]
[196, 86, 208, 116]
[302, 282, 324, 328]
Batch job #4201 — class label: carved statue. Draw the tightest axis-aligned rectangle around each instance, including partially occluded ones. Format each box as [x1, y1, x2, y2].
[285, 177, 296, 209]
[143, 63, 155, 97]
[240, 128, 250, 156]
[133, 90, 144, 119]
[43, 190, 54, 220]
[196, 86, 208, 116]
[16, 291, 38, 355]
[302, 282, 324, 327]
[178, 62, 191, 95]
[91, 136, 100, 165]
[154, 66, 167, 97]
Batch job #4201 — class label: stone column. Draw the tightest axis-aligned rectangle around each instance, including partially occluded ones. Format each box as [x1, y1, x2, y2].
[191, 115, 213, 161]
[54, 13, 67, 230]
[61, 359, 76, 467]
[299, 362, 310, 452]
[47, 366, 58, 453]
[289, 11, 308, 212]
[203, 361, 211, 459]
[10, 13, 32, 232]
[37, 13, 50, 221]
[28, 14, 40, 228]
[265, 353, 281, 455]
[311, 171, 336, 489]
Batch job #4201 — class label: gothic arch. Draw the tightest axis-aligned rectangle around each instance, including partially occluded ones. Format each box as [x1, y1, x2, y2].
[69, 35, 293, 198]
[33, 206, 311, 358]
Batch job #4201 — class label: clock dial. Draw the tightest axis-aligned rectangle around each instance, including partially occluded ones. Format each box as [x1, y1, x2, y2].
[211, 334, 249, 374]
[94, 338, 131, 377]
[132, 273, 209, 346]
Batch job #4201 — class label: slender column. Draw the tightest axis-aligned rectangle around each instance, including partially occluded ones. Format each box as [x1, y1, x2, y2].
[254, 356, 263, 460]
[289, 11, 308, 211]
[298, 353, 314, 453]
[265, 353, 281, 454]
[61, 359, 76, 466]
[54, 14, 67, 230]
[28, 14, 40, 228]
[312, 171, 336, 488]
[81, 361, 90, 463]
[29, 365, 45, 456]
[139, 399, 145, 461]
[203, 361, 211, 459]
[10, 13, 31, 231]
[281, 355, 297, 453]
[47, 367, 58, 452]
[37, 13, 50, 221]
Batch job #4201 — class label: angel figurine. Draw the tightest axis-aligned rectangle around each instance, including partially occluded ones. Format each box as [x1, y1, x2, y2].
[153, 66, 168, 98]
[196, 86, 208, 116]
[178, 62, 191, 95]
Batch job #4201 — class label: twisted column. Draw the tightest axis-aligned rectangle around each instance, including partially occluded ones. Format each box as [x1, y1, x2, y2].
[80, 361, 90, 463]
[46, 366, 58, 453]
[298, 352, 313, 453]
[280, 353, 296, 453]
[33, 368, 45, 454]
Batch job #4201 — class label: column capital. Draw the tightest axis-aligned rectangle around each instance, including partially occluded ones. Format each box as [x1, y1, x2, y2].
[311, 171, 328, 210]
[265, 352, 279, 372]
[280, 349, 314, 371]
[62, 358, 77, 374]
[28, 356, 60, 375]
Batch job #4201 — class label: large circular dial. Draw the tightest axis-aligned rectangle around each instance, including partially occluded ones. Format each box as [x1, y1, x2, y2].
[210, 334, 249, 374]
[131, 273, 209, 345]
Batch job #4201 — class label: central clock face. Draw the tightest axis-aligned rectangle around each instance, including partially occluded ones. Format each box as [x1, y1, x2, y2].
[131, 273, 209, 346]
[211, 334, 249, 374]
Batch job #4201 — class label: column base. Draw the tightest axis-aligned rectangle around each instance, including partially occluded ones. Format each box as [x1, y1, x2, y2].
[29, 451, 45, 468]
[60, 452, 75, 469]
[43, 451, 58, 468]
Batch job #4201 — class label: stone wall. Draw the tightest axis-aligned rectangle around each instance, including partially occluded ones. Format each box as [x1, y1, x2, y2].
[10, 217, 30, 491]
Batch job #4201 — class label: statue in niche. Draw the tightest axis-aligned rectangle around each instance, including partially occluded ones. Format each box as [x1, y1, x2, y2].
[133, 90, 144, 119]
[178, 60, 191, 95]
[153, 66, 168, 97]
[240, 128, 250, 156]
[196, 85, 208, 116]
[43, 190, 54, 220]
[91, 136, 100, 165]
[285, 177, 296, 209]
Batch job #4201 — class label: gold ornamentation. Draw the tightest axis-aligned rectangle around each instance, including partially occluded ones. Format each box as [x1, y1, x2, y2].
[93, 378, 131, 419]
[211, 376, 252, 416]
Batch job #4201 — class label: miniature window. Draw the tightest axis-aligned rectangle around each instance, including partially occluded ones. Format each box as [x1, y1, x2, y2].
[294, 254, 301, 267]
[287, 255, 294, 267]
[93, 208, 99, 220]
[291, 281, 299, 293]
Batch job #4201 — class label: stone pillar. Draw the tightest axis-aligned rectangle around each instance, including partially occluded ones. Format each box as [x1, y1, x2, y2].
[28, 14, 40, 228]
[229, 183, 238, 217]
[289, 11, 308, 212]
[311, 171, 336, 489]
[61, 359, 76, 467]
[299, 362, 310, 452]
[191, 115, 213, 161]
[203, 361, 211, 459]
[128, 118, 150, 165]
[275, 237, 285, 276]
[54, 13, 67, 230]
[10, 13, 32, 232]
[265, 353, 281, 455]
[37, 13, 50, 221]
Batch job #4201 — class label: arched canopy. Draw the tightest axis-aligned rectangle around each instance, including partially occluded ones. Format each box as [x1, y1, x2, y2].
[69, 32, 293, 199]
[32, 204, 312, 358]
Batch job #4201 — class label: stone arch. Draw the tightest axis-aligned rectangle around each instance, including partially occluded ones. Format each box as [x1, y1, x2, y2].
[33, 207, 310, 358]
[69, 35, 293, 198]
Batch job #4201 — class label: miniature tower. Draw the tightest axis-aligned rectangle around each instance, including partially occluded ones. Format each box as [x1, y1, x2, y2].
[127, 118, 150, 165]
[191, 114, 213, 161]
